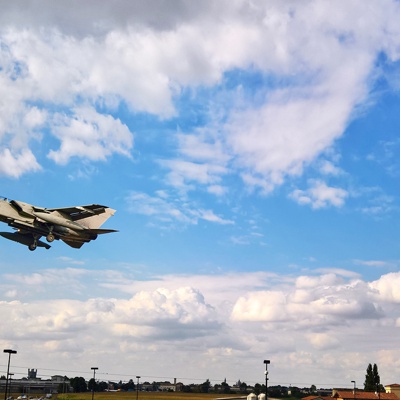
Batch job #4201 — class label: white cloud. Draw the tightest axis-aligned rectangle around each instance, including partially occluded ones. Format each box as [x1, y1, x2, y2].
[125, 190, 233, 226]
[0, 269, 398, 383]
[231, 273, 383, 325]
[0, 1, 399, 188]
[160, 159, 228, 192]
[176, 133, 230, 164]
[370, 272, 400, 303]
[307, 333, 340, 350]
[353, 259, 394, 268]
[195, 209, 234, 225]
[319, 160, 343, 176]
[290, 179, 348, 208]
[0, 148, 41, 177]
[113, 287, 220, 340]
[48, 107, 133, 164]
[207, 184, 228, 196]
[1, 268, 400, 384]
[231, 291, 289, 322]
[2, 0, 400, 386]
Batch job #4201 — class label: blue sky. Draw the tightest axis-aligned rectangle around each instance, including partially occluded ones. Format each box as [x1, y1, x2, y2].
[1, 0, 400, 390]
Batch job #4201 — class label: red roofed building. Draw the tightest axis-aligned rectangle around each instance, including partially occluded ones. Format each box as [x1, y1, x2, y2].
[332, 390, 398, 400]
[385, 385, 400, 399]
[303, 390, 399, 400]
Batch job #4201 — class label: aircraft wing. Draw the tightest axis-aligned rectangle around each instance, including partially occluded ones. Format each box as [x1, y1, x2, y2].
[46, 204, 112, 220]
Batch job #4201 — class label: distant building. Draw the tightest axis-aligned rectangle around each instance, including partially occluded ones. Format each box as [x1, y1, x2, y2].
[385, 385, 400, 399]
[158, 379, 183, 392]
[0, 370, 71, 395]
[331, 390, 399, 400]
[28, 370, 37, 380]
[303, 389, 399, 400]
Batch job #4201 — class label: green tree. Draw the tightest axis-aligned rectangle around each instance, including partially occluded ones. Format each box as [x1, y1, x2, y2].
[182, 385, 192, 392]
[365, 363, 374, 391]
[70, 376, 87, 392]
[364, 363, 384, 392]
[239, 382, 248, 394]
[199, 379, 211, 393]
[221, 381, 231, 394]
[88, 378, 99, 392]
[121, 379, 135, 391]
[254, 383, 262, 395]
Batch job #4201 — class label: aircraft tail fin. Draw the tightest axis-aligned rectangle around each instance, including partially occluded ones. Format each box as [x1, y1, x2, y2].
[78, 207, 116, 229]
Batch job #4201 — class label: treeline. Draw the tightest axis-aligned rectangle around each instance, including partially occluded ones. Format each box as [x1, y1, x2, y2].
[67, 377, 138, 393]
[64, 362, 385, 395]
[65, 377, 313, 397]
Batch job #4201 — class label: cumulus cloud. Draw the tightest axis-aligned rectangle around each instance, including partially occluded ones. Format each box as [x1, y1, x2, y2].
[370, 272, 400, 303]
[231, 274, 383, 325]
[113, 287, 220, 340]
[1, 268, 400, 384]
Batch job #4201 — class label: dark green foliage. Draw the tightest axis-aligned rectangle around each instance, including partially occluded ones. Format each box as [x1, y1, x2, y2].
[254, 383, 262, 395]
[70, 376, 88, 392]
[364, 363, 384, 392]
[221, 381, 231, 394]
[199, 379, 211, 393]
[239, 382, 248, 394]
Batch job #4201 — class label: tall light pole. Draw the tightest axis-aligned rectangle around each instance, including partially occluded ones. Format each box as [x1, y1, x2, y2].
[351, 380, 356, 400]
[91, 367, 98, 400]
[3, 349, 17, 400]
[264, 360, 270, 400]
[8, 374, 13, 398]
[136, 376, 140, 400]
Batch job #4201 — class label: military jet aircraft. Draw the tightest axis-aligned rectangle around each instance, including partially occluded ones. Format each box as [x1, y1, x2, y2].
[0, 197, 117, 251]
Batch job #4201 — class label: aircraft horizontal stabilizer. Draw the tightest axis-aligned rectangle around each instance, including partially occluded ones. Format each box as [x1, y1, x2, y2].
[61, 239, 85, 249]
[88, 228, 118, 234]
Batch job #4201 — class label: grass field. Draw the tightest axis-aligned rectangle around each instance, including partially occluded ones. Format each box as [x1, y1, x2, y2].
[58, 393, 243, 400]
[9, 393, 244, 400]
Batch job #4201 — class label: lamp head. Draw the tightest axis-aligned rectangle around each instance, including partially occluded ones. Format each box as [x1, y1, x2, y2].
[3, 349, 17, 354]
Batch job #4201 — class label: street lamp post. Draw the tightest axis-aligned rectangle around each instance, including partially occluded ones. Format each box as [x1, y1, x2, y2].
[8, 374, 13, 398]
[3, 349, 17, 400]
[264, 360, 270, 400]
[136, 376, 140, 400]
[351, 380, 356, 400]
[91, 367, 98, 400]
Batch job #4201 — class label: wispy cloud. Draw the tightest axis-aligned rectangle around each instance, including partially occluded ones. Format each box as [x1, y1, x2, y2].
[125, 191, 233, 226]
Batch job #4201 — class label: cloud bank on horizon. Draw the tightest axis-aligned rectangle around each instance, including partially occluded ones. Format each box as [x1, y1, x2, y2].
[1, 0, 400, 389]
